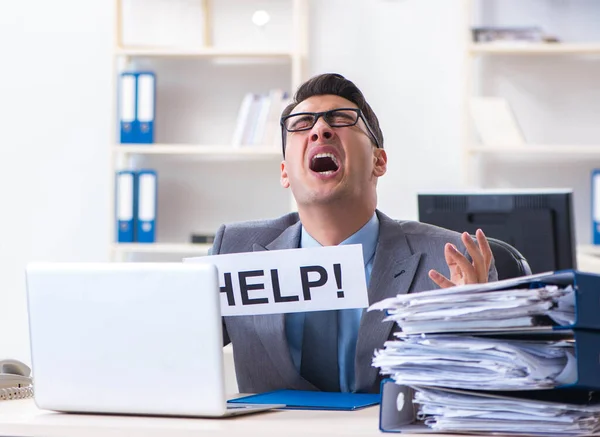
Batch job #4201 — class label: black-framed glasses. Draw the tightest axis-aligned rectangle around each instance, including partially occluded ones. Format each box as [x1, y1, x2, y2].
[280, 107, 381, 154]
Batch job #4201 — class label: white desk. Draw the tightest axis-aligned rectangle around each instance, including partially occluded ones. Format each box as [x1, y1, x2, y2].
[0, 399, 393, 437]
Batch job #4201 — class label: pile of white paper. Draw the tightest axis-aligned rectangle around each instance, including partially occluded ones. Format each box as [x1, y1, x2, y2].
[369, 279, 599, 435]
[373, 334, 576, 390]
[412, 386, 600, 436]
[369, 284, 575, 334]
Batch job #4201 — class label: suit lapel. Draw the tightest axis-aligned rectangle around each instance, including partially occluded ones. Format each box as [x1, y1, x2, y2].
[249, 212, 423, 392]
[354, 211, 422, 392]
[251, 221, 316, 389]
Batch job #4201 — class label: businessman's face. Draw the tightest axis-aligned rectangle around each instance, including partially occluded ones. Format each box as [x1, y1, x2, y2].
[280, 94, 387, 208]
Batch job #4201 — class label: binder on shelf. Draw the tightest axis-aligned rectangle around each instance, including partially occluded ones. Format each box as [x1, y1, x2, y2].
[119, 73, 137, 144]
[136, 72, 155, 144]
[592, 169, 600, 244]
[118, 72, 155, 144]
[135, 169, 157, 243]
[115, 170, 136, 243]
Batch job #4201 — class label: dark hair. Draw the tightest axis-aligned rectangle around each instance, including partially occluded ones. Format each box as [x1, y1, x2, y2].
[280, 73, 384, 152]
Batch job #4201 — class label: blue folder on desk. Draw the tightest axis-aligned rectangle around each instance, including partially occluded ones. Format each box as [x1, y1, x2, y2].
[228, 390, 380, 411]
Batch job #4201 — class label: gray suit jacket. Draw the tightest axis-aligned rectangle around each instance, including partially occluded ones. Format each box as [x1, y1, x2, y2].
[210, 210, 497, 393]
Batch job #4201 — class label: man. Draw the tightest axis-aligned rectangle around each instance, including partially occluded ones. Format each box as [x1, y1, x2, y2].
[210, 73, 497, 394]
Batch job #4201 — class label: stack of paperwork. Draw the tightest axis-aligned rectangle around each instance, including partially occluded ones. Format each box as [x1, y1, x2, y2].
[411, 386, 600, 436]
[370, 283, 575, 334]
[373, 334, 576, 390]
[371, 270, 600, 436]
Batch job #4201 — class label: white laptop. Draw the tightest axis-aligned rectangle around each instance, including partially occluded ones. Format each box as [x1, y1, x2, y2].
[25, 262, 283, 417]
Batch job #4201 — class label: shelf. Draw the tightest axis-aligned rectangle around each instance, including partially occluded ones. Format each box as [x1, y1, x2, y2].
[469, 43, 600, 55]
[107, 1, 309, 263]
[114, 47, 294, 59]
[113, 145, 283, 159]
[112, 243, 212, 255]
[467, 145, 600, 160]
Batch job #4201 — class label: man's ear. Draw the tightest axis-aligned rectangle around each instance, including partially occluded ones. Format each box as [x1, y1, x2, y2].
[281, 160, 290, 188]
[373, 149, 387, 177]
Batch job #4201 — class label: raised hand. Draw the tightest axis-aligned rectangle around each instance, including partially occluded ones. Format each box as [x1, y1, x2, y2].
[428, 229, 493, 288]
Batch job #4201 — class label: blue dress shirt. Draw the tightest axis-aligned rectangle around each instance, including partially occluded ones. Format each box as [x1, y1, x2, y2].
[285, 213, 379, 392]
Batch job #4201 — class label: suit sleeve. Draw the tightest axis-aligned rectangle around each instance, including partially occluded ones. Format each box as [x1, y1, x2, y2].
[209, 224, 226, 256]
[210, 224, 231, 347]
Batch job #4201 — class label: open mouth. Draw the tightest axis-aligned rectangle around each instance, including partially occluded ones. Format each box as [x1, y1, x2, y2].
[310, 153, 340, 175]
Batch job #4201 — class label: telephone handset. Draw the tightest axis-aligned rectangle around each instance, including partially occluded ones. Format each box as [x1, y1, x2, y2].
[0, 359, 34, 400]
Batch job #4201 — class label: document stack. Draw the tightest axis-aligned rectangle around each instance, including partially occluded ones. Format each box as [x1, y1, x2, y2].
[371, 270, 600, 436]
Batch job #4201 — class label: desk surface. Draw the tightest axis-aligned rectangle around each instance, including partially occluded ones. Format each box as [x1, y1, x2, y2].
[0, 399, 415, 437]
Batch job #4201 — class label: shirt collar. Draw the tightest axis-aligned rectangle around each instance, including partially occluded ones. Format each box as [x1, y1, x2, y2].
[300, 213, 380, 266]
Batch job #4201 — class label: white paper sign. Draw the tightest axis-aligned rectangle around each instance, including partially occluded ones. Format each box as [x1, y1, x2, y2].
[184, 245, 368, 316]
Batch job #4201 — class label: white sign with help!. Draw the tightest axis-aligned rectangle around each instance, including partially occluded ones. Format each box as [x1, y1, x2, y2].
[184, 245, 368, 316]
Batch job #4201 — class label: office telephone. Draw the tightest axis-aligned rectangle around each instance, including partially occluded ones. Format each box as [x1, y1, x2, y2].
[0, 359, 34, 400]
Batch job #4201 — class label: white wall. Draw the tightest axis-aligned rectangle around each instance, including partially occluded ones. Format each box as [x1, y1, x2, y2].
[135, 0, 468, 242]
[308, 0, 468, 218]
[0, 0, 596, 363]
[0, 0, 112, 362]
[472, 0, 600, 245]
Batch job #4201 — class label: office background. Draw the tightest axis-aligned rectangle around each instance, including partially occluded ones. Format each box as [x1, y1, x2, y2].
[1, 0, 600, 363]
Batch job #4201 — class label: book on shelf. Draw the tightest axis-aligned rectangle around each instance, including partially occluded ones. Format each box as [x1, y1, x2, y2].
[231, 89, 290, 148]
[469, 97, 525, 148]
[471, 26, 559, 44]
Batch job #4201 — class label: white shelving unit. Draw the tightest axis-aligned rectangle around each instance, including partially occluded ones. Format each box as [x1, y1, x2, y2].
[114, 48, 295, 58]
[113, 144, 283, 158]
[466, 145, 600, 162]
[112, 243, 212, 256]
[109, 0, 308, 261]
[462, 0, 600, 269]
[463, 3, 600, 185]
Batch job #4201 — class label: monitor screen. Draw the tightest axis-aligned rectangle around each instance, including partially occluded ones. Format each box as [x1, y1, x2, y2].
[417, 190, 576, 274]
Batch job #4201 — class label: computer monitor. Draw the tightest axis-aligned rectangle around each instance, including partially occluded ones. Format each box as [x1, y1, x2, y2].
[417, 189, 576, 274]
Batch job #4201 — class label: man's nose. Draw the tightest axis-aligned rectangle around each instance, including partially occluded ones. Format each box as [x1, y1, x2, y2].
[310, 117, 334, 143]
